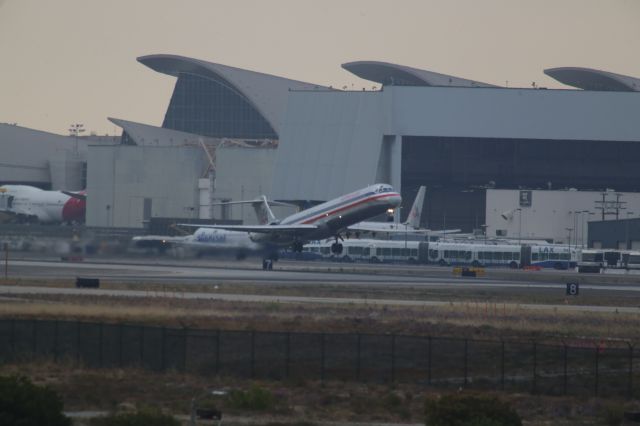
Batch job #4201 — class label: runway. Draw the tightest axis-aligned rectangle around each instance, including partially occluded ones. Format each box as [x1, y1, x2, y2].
[3, 257, 640, 295]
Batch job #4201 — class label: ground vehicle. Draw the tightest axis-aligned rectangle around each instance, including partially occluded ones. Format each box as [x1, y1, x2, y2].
[529, 244, 577, 269]
[302, 239, 420, 263]
[300, 239, 577, 269]
[577, 249, 604, 273]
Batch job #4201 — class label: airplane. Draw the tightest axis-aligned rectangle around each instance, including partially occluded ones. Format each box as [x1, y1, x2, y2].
[347, 186, 426, 237]
[346, 186, 461, 238]
[132, 227, 261, 260]
[0, 185, 86, 224]
[184, 183, 402, 261]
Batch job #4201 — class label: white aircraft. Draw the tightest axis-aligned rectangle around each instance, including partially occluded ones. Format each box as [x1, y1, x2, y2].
[347, 186, 426, 236]
[132, 227, 260, 259]
[189, 183, 402, 258]
[346, 186, 460, 238]
[0, 185, 86, 224]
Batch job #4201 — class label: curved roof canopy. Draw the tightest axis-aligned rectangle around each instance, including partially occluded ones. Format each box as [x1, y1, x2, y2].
[544, 67, 640, 92]
[342, 61, 497, 88]
[138, 54, 331, 136]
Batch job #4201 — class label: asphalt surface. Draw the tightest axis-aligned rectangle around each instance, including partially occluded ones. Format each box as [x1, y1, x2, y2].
[2, 256, 640, 312]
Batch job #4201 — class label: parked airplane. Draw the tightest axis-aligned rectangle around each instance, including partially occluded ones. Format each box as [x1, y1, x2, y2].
[187, 183, 402, 257]
[132, 227, 260, 259]
[0, 185, 86, 224]
[346, 186, 461, 238]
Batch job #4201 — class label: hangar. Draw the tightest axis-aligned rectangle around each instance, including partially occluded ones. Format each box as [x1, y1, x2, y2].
[3, 55, 639, 234]
[273, 63, 640, 232]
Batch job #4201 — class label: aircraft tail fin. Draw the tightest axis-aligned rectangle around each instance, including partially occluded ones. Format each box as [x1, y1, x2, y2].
[403, 186, 426, 229]
[251, 196, 277, 225]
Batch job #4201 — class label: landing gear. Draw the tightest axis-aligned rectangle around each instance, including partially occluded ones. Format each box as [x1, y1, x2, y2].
[330, 235, 343, 254]
[262, 259, 274, 270]
[262, 251, 278, 270]
[292, 241, 304, 252]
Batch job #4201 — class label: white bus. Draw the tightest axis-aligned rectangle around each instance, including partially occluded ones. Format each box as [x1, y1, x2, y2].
[298, 239, 578, 269]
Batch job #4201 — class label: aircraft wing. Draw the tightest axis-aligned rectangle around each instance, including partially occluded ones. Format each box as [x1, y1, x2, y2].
[347, 223, 429, 234]
[132, 235, 189, 244]
[179, 224, 318, 234]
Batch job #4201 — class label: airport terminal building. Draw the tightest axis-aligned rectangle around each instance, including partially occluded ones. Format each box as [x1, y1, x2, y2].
[2, 54, 640, 239]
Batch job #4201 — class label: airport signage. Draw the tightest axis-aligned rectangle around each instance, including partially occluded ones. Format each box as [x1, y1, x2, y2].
[519, 190, 532, 207]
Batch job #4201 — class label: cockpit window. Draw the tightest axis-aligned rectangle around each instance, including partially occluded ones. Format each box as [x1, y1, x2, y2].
[375, 185, 393, 193]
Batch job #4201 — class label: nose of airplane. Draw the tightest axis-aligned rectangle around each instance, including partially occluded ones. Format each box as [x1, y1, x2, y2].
[389, 192, 402, 207]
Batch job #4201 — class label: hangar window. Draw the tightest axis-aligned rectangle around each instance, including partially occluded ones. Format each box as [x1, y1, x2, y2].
[163, 72, 277, 140]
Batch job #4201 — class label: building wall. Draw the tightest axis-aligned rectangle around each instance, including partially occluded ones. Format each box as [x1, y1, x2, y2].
[588, 218, 640, 249]
[87, 145, 208, 228]
[485, 189, 640, 245]
[275, 86, 640, 202]
[0, 123, 87, 189]
[213, 146, 294, 224]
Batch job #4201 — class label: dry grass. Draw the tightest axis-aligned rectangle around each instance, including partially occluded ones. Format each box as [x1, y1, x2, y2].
[0, 360, 635, 425]
[1, 291, 640, 344]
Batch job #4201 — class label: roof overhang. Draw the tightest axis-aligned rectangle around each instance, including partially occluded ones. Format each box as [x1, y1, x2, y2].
[342, 61, 497, 88]
[544, 67, 640, 92]
[138, 54, 331, 136]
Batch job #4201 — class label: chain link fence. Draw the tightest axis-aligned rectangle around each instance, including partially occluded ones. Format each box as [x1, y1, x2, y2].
[0, 319, 636, 398]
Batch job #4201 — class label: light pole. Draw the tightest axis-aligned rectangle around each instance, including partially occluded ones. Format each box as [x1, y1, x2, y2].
[516, 208, 522, 245]
[481, 224, 488, 245]
[565, 227, 573, 269]
[625, 211, 634, 250]
[68, 123, 85, 154]
[579, 210, 592, 248]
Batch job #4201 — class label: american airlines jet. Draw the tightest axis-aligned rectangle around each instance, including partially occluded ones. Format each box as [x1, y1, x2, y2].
[190, 184, 401, 257]
[346, 186, 461, 238]
[348, 186, 427, 236]
[0, 185, 86, 224]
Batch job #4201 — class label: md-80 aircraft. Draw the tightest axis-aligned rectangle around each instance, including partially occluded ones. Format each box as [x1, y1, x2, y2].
[187, 184, 401, 258]
[347, 186, 461, 238]
[347, 186, 426, 237]
[0, 185, 86, 224]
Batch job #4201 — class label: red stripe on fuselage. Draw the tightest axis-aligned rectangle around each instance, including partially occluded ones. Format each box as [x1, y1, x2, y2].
[300, 193, 398, 225]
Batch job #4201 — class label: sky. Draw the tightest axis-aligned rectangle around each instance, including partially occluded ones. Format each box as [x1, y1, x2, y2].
[0, 0, 638, 136]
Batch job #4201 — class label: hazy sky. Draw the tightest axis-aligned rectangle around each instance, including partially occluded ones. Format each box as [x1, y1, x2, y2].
[0, 0, 638, 136]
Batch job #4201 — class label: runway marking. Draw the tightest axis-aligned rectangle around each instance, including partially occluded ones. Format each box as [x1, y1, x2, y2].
[1, 285, 639, 315]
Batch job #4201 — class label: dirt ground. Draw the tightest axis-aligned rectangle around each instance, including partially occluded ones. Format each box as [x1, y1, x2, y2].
[1, 277, 640, 424]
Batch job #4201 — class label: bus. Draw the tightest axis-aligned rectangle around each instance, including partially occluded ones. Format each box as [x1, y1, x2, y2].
[299, 239, 578, 269]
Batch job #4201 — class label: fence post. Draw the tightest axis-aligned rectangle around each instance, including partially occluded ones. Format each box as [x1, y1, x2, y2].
[464, 339, 468, 386]
[285, 332, 291, 379]
[628, 344, 634, 399]
[563, 344, 568, 396]
[32, 319, 37, 356]
[53, 320, 59, 362]
[501, 340, 505, 391]
[10, 318, 15, 361]
[356, 333, 361, 381]
[532, 341, 537, 394]
[99, 323, 104, 368]
[594, 345, 599, 397]
[427, 336, 432, 386]
[118, 323, 124, 368]
[160, 327, 166, 371]
[250, 331, 255, 379]
[139, 326, 144, 368]
[320, 333, 325, 383]
[215, 330, 221, 375]
[76, 320, 81, 366]
[183, 327, 188, 372]
[391, 334, 396, 383]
